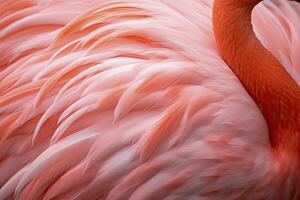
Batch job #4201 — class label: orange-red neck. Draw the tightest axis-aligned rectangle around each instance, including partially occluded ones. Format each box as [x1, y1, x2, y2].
[213, 0, 300, 155]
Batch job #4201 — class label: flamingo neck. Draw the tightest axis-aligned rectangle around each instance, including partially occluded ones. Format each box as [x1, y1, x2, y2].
[212, 1, 300, 157]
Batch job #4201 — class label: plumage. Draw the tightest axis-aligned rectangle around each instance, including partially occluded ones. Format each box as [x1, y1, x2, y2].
[0, 0, 299, 199]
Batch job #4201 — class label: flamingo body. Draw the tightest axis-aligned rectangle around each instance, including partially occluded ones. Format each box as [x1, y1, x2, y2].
[0, 0, 299, 199]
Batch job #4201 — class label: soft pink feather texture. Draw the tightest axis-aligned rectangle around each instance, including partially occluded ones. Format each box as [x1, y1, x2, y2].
[0, 0, 299, 199]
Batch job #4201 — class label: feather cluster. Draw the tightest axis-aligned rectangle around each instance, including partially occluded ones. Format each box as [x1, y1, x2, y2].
[0, 0, 299, 199]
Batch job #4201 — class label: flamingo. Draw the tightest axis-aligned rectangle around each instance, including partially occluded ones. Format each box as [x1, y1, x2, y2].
[0, 0, 299, 199]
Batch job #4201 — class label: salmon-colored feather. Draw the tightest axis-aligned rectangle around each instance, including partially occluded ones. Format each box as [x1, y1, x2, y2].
[0, 0, 299, 199]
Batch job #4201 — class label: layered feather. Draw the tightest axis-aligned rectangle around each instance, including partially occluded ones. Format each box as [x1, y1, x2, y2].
[0, 0, 299, 199]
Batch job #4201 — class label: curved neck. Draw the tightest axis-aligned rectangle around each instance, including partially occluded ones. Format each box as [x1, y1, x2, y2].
[213, 0, 300, 154]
